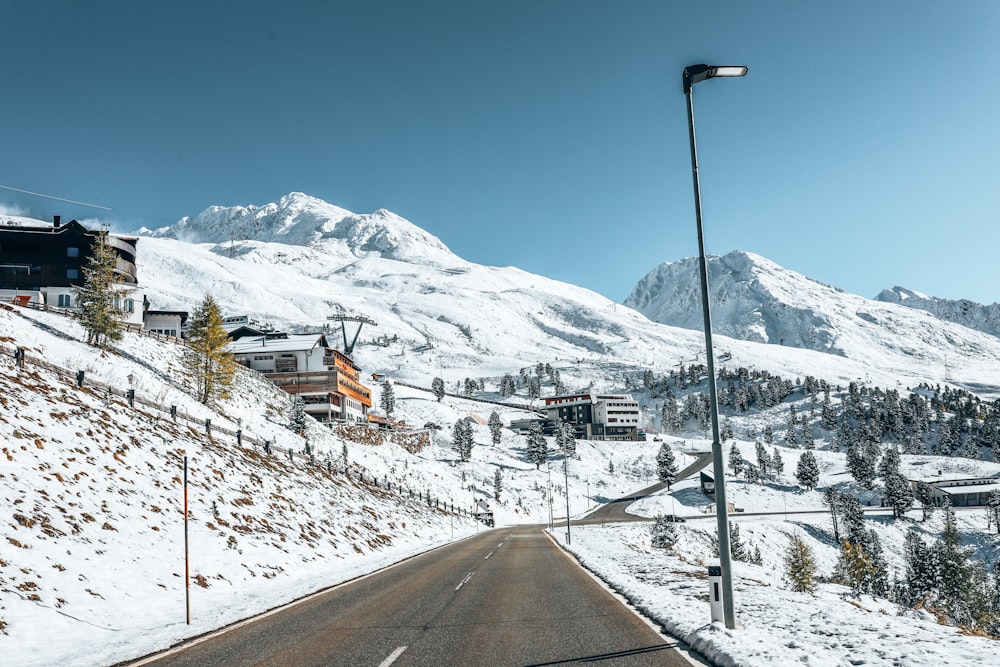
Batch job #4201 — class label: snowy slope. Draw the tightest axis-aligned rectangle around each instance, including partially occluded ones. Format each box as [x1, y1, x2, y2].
[876, 286, 1000, 339]
[125, 195, 1000, 398]
[625, 250, 1000, 397]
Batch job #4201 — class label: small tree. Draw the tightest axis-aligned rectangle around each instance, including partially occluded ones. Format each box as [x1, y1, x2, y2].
[988, 489, 1000, 534]
[288, 396, 307, 435]
[380, 381, 396, 419]
[493, 468, 503, 502]
[783, 533, 818, 594]
[656, 442, 678, 488]
[650, 515, 679, 549]
[526, 422, 548, 469]
[74, 231, 128, 349]
[795, 450, 820, 490]
[729, 442, 745, 477]
[500, 374, 516, 398]
[771, 449, 785, 478]
[488, 410, 503, 446]
[183, 295, 236, 405]
[452, 418, 474, 462]
[559, 421, 576, 457]
[432, 377, 445, 402]
[729, 521, 748, 561]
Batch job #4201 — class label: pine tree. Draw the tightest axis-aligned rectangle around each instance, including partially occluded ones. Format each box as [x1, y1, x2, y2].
[74, 231, 128, 349]
[380, 381, 395, 419]
[288, 396, 307, 435]
[488, 410, 503, 446]
[729, 442, 745, 477]
[755, 441, 770, 478]
[885, 471, 914, 519]
[916, 483, 935, 521]
[452, 418, 474, 462]
[661, 394, 681, 434]
[493, 468, 503, 502]
[526, 421, 547, 468]
[650, 515, 678, 549]
[988, 489, 1000, 534]
[822, 487, 842, 542]
[500, 374, 516, 398]
[770, 449, 785, 477]
[182, 295, 236, 405]
[846, 443, 876, 489]
[528, 376, 541, 401]
[559, 421, 576, 457]
[432, 377, 445, 402]
[763, 425, 774, 444]
[784, 532, 818, 594]
[656, 442, 678, 488]
[721, 416, 734, 442]
[729, 521, 748, 561]
[801, 421, 815, 449]
[795, 451, 820, 490]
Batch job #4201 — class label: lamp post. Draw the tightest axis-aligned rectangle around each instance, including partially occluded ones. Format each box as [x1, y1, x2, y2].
[683, 62, 748, 631]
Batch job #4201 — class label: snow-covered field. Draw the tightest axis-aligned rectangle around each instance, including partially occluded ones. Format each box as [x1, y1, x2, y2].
[0, 305, 663, 666]
[559, 440, 1000, 666]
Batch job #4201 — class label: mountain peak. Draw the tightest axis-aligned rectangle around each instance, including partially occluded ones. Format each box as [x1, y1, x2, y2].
[143, 192, 456, 265]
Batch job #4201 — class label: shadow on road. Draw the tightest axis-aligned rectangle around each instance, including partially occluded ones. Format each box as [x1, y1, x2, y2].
[523, 642, 679, 665]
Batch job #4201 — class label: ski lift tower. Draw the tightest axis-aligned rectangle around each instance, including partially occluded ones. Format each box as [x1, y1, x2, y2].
[327, 314, 377, 356]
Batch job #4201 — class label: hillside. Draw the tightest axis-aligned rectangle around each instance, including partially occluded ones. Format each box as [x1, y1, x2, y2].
[127, 195, 1000, 399]
[876, 286, 1000, 339]
[0, 303, 670, 666]
[624, 250, 1000, 398]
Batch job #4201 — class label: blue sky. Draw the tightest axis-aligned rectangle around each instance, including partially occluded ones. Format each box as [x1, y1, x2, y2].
[3, 1, 998, 305]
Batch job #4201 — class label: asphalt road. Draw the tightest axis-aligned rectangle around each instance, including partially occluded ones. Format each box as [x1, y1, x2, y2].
[130, 525, 694, 667]
[580, 452, 714, 524]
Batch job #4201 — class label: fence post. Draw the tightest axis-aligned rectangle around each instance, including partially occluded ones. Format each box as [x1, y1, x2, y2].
[127, 389, 135, 408]
[76, 370, 85, 387]
[236, 429, 242, 446]
[205, 419, 211, 435]
[14, 347, 25, 368]
[170, 405, 177, 421]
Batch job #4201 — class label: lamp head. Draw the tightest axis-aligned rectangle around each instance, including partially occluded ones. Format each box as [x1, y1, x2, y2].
[683, 64, 749, 93]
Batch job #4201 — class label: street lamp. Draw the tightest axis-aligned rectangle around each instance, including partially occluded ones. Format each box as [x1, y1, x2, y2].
[683, 62, 748, 631]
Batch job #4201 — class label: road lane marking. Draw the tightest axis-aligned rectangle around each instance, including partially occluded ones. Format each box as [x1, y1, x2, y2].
[455, 571, 475, 591]
[378, 646, 408, 667]
[484, 551, 493, 560]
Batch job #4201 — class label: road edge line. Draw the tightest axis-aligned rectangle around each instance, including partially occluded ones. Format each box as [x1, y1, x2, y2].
[541, 529, 711, 667]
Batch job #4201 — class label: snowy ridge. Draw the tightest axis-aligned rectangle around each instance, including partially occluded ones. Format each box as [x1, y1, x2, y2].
[876, 286, 1000, 339]
[144, 192, 457, 266]
[624, 250, 1000, 396]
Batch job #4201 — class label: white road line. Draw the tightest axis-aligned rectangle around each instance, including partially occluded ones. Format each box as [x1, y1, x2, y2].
[484, 551, 494, 560]
[378, 646, 408, 667]
[455, 571, 475, 591]
[497, 543, 504, 547]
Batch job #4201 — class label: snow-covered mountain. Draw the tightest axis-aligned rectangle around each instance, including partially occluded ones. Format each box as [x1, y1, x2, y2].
[126, 196, 1000, 397]
[624, 250, 1000, 396]
[145, 191, 457, 266]
[876, 286, 1000, 339]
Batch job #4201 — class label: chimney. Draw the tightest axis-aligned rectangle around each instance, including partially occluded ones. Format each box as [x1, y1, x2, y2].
[53, 215, 61, 229]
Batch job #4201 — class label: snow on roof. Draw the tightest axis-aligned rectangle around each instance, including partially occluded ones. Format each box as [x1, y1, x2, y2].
[227, 333, 326, 354]
[939, 483, 1000, 496]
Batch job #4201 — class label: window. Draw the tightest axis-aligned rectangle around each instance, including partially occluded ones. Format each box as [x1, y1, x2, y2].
[123, 299, 134, 313]
[67, 247, 79, 257]
[66, 269, 79, 280]
[57, 294, 72, 308]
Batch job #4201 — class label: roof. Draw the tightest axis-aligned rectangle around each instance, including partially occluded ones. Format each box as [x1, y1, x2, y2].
[939, 483, 1000, 496]
[228, 333, 328, 355]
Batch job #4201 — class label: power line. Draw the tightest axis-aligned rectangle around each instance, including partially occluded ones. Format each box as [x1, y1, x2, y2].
[0, 184, 112, 211]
